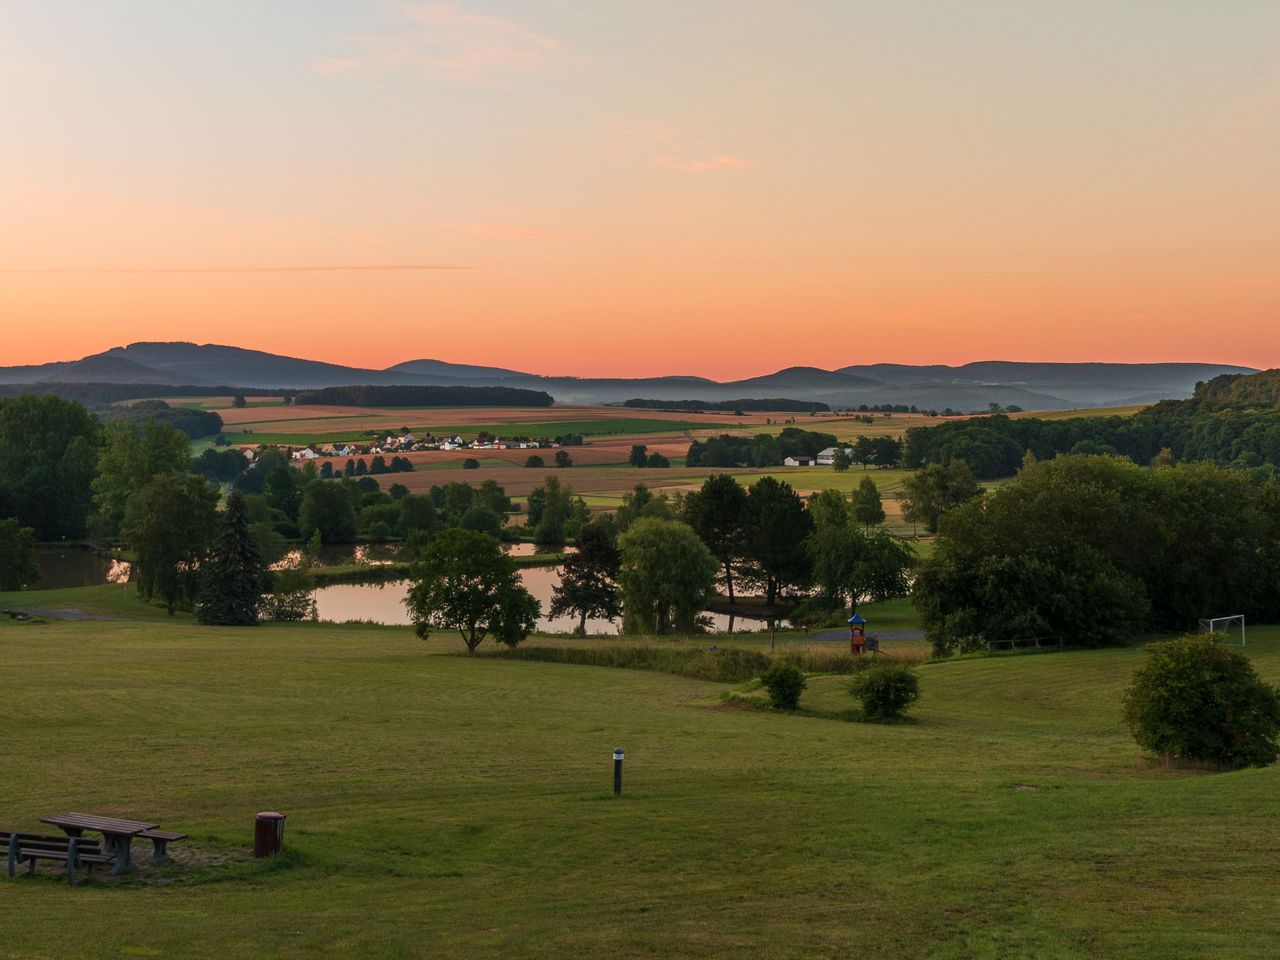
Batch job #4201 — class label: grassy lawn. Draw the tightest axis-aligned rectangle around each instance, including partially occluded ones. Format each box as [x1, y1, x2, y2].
[2, 589, 1278, 958]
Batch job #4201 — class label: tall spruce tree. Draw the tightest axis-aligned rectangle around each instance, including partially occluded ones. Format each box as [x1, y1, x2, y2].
[197, 492, 267, 625]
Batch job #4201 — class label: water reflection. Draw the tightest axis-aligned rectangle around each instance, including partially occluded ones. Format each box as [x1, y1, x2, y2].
[311, 569, 764, 635]
[32, 548, 131, 590]
[272, 540, 550, 571]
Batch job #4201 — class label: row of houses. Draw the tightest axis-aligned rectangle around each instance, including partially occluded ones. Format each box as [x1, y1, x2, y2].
[284, 431, 556, 462]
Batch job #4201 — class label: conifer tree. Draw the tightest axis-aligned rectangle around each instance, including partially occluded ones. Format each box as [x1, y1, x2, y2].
[197, 492, 267, 626]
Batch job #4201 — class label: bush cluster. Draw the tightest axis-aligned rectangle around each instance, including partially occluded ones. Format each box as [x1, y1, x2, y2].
[849, 664, 920, 720]
[761, 662, 806, 711]
[1122, 637, 1280, 769]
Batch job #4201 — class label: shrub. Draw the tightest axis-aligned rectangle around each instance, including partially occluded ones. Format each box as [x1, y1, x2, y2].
[850, 663, 920, 720]
[761, 662, 806, 711]
[525, 455, 545, 468]
[1122, 637, 1280, 769]
[462, 458, 480, 470]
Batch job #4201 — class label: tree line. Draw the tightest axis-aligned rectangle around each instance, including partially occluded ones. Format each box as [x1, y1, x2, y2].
[408, 471, 914, 648]
[622, 398, 830, 413]
[293, 385, 554, 407]
[915, 454, 1280, 656]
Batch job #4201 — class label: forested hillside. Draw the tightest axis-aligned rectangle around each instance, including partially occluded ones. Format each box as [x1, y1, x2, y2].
[904, 369, 1280, 478]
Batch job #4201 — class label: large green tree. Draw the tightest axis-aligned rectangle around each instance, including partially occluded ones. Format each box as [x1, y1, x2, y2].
[94, 419, 191, 535]
[0, 518, 40, 590]
[527, 476, 588, 545]
[852, 477, 886, 528]
[122, 474, 219, 615]
[914, 455, 1280, 657]
[810, 524, 914, 607]
[299, 481, 358, 543]
[618, 518, 718, 634]
[550, 522, 622, 636]
[740, 477, 813, 605]
[0, 394, 101, 539]
[197, 492, 268, 626]
[682, 474, 747, 604]
[901, 459, 981, 533]
[405, 529, 539, 653]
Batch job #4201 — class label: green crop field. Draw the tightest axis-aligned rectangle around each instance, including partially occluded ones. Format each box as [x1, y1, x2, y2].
[2, 585, 1278, 959]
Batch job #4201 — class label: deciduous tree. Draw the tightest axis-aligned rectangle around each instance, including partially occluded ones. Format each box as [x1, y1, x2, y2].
[550, 522, 622, 636]
[405, 529, 539, 652]
[618, 518, 718, 634]
[0, 518, 39, 590]
[122, 474, 219, 615]
[682, 474, 747, 604]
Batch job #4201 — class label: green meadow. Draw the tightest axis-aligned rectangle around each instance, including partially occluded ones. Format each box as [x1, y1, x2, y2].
[2, 585, 1278, 959]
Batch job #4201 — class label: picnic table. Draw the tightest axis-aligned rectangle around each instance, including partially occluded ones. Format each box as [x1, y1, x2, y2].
[41, 813, 157, 875]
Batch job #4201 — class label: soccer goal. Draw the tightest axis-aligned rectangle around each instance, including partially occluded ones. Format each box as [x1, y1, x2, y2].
[1200, 614, 1246, 647]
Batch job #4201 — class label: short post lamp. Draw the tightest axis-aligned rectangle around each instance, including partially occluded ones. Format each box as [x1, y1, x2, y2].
[613, 747, 624, 795]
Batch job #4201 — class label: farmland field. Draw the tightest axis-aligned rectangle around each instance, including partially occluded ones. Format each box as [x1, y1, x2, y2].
[1, 587, 1276, 959]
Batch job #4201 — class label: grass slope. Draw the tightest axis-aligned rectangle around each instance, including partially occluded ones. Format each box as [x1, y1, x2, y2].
[1, 596, 1277, 958]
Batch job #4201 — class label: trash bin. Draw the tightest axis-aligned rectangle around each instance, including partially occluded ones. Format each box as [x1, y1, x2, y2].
[254, 811, 286, 858]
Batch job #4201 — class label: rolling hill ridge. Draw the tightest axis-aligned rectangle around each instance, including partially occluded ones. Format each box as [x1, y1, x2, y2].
[0, 342, 1256, 411]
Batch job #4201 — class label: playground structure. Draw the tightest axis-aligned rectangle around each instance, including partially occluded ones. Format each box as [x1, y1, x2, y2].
[1200, 614, 1246, 647]
[848, 613, 880, 655]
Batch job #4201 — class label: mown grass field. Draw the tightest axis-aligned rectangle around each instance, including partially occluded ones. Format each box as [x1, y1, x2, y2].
[1, 585, 1278, 959]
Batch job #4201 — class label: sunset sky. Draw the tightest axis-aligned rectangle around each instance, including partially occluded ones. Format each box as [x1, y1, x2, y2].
[2, 1, 1278, 378]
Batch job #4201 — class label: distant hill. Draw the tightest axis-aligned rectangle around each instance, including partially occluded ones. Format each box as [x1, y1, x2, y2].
[0, 341, 1256, 411]
[388, 358, 531, 381]
[43, 354, 220, 386]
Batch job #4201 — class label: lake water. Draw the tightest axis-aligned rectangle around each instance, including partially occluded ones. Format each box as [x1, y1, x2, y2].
[311, 570, 768, 635]
[31, 548, 132, 590]
[30, 545, 764, 636]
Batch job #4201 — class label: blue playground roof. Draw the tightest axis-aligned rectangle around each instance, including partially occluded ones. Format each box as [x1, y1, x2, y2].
[847, 614, 867, 624]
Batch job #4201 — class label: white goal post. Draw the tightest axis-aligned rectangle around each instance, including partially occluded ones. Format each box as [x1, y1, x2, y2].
[1200, 615, 1246, 647]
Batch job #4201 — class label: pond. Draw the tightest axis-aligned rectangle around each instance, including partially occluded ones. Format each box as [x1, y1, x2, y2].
[311, 571, 770, 635]
[31, 548, 132, 590]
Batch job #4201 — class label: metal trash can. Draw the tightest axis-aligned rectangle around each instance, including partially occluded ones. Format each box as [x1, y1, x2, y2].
[254, 811, 286, 858]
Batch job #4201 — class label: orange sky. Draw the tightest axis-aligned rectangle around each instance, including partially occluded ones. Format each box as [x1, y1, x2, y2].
[2, 1, 1277, 378]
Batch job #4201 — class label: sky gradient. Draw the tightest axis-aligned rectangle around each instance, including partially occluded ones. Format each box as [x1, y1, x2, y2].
[2, 1, 1278, 378]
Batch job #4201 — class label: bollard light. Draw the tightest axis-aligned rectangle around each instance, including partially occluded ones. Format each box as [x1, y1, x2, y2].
[613, 747, 624, 795]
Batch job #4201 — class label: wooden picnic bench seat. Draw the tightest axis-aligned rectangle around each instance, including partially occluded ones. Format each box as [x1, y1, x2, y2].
[3, 831, 115, 885]
[139, 829, 187, 864]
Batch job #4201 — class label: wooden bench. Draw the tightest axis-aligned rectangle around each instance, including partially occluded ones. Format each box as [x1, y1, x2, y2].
[3, 831, 116, 885]
[139, 829, 187, 864]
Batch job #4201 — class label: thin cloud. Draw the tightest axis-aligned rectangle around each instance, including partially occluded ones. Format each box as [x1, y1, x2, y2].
[1, 264, 474, 275]
[312, 4, 562, 84]
[653, 154, 747, 174]
[443, 221, 554, 241]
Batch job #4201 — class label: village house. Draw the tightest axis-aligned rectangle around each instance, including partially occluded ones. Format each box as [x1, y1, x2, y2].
[816, 446, 855, 465]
